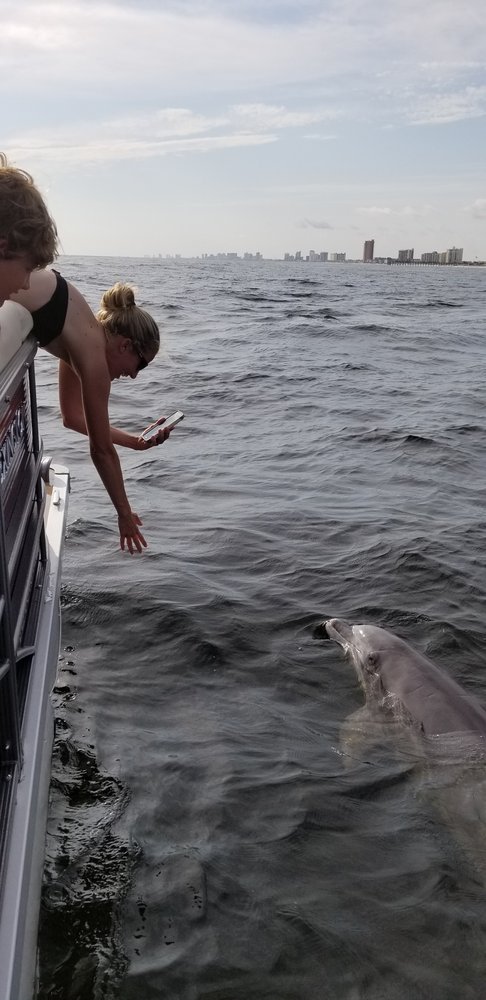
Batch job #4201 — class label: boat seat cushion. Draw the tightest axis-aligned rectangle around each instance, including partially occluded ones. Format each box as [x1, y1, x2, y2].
[0, 301, 34, 372]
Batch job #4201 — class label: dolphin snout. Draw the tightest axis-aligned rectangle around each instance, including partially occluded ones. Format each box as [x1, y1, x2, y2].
[314, 618, 355, 647]
[324, 618, 353, 646]
[314, 620, 332, 639]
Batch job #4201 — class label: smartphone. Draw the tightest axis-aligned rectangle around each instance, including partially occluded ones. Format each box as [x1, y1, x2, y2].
[141, 410, 184, 441]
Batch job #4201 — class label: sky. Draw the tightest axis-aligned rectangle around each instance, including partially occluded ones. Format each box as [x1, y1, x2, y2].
[2, 0, 486, 260]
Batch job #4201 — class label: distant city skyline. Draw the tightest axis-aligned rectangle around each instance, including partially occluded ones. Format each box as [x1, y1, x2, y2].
[358, 240, 467, 265]
[138, 243, 482, 265]
[4, 1, 485, 260]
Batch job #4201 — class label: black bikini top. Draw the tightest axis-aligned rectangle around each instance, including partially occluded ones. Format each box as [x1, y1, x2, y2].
[31, 269, 69, 347]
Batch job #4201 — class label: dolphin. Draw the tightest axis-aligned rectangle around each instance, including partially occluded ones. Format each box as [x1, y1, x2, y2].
[324, 619, 486, 881]
[324, 619, 486, 738]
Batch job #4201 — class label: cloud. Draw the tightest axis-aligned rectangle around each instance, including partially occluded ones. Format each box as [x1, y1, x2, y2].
[397, 205, 434, 217]
[357, 205, 434, 217]
[408, 85, 486, 125]
[357, 206, 392, 216]
[8, 131, 277, 167]
[6, 100, 338, 168]
[2, 0, 486, 117]
[419, 60, 484, 72]
[232, 103, 340, 130]
[109, 109, 230, 139]
[0, 1, 362, 95]
[299, 218, 334, 230]
[464, 198, 486, 219]
[2, 21, 70, 48]
[302, 133, 337, 140]
[2, 0, 485, 261]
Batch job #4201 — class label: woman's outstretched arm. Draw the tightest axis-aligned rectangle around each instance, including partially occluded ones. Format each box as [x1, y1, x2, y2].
[64, 342, 148, 553]
[59, 359, 152, 450]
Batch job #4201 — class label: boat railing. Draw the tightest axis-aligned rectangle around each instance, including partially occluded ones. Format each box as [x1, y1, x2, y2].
[0, 301, 70, 1000]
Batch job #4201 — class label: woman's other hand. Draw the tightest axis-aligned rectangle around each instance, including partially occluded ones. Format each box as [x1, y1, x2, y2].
[118, 510, 147, 554]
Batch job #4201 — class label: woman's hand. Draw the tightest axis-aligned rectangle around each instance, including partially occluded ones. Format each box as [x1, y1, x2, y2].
[118, 510, 147, 554]
[136, 417, 172, 450]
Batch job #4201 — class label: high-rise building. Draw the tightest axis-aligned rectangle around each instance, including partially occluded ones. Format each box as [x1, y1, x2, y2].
[446, 247, 463, 264]
[398, 249, 414, 262]
[363, 240, 374, 262]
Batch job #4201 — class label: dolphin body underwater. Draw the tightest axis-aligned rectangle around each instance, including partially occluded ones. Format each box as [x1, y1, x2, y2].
[323, 618, 486, 878]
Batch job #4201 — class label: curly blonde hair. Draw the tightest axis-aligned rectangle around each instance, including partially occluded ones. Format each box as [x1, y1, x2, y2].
[0, 152, 58, 267]
[97, 283, 160, 356]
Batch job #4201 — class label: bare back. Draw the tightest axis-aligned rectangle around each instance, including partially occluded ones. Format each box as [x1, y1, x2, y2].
[12, 267, 107, 373]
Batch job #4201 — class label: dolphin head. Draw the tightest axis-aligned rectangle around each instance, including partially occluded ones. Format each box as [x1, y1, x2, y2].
[324, 618, 400, 696]
[322, 618, 486, 737]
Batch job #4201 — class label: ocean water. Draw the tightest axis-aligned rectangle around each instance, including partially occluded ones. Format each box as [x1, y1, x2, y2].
[34, 257, 486, 999]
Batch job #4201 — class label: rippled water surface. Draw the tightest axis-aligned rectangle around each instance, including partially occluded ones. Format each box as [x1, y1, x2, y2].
[35, 258, 486, 999]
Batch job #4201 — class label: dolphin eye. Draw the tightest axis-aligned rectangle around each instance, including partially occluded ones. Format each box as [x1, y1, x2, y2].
[366, 652, 378, 672]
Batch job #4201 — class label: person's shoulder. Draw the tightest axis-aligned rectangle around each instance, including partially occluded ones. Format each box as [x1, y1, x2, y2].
[12, 267, 57, 311]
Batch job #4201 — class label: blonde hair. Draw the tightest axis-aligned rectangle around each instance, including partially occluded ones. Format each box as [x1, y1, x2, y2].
[97, 282, 160, 355]
[0, 152, 58, 267]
